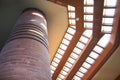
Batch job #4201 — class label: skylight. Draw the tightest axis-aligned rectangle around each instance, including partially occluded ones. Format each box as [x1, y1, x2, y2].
[83, 30, 92, 38]
[93, 45, 104, 54]
[97, 34, 111, 47]
[84, 7, 94, 13]
[50, 5, 76, 75]
[84, 15, 93, 21]
[84, 0, 94, 5]
[68, 5, 75, 11]
[104, 0, 117, 7]
[102, 18, 114, 25]
[50, 0, 118, 79]
[80, 36, 89, 44]
[103, 9, 115, 16]
[101, 26, 112, 33]
[67, 27, 76, 35]
[89, 51, 99, 59]
[68, 12, 75, 18]
[84, 23, 93, 29]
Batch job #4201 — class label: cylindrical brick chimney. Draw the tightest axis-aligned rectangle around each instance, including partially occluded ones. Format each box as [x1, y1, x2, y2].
[0, 8, 51, 80]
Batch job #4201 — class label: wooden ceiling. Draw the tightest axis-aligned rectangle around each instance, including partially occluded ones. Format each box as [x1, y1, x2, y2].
[48, 0, 120, 80]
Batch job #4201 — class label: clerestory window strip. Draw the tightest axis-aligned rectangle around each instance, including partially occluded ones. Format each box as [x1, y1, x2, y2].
[50, 5, 76, 75]
[59, 1, 94, 79]
[73, 1, 117, 77]
[102, 0, 117, 33]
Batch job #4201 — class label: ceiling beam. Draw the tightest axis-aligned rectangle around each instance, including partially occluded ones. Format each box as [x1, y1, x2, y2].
[48, 0, 79, 6]
[47, 0, 67, 6]
[52, 0, 84, 79]
[82, 0, 120, 79]
[57, 0, 80, 6]
[65, 0, 104, 79]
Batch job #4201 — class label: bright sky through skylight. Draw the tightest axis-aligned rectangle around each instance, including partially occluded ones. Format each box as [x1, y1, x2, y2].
[84, 0, 94, 5]
[98, 34, 111, 47]
[84, 22, 93, 29]
[84, 7, 94, 13]
[104, 0, 117, 7]
[84, 15, 93, 21]
[103, 9, 115, 16]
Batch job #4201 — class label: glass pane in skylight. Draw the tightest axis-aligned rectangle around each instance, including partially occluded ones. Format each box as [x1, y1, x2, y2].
[51, 70, 54, 74]
[70, 53, 79, 59]
[84, 15, 93, 21]
[58, 74, 65, 79]
[102, 18, 114, 25]
[82, 62, 91, 69]
[98, 34, 111, 47]
[89, 51, 99, 59]
[65, 62, 73, 68]
[57, 77, 62, 80]
[93, 46, 103, 54]
[51, 65, 56, 71]
[68, 12, 75, 18]
[67, 27, 76, 35]
[104, 0, 117, 7]
[80, 36, 89, 44]
[79, 67, 88, 73]
[58, 49, 65, 55]
[71, 26, 76, 29]
[76, 72, 84, 77]
[60, 44, 67, 50]
[63, 66, 70, 72]
[73, 76, 81, 80]
[73, 47, 82, 55]
[84, 0, 94, 5]
[69, 19, 76, 25]
[83, 30, 92, 38]
[65, 33, 73, 40]
[84, 22, 93, 29]
[68, 5, 75, 11]
[101, 26, 112, 33]
[62, 39, 70, 46]
[52, 62, 58, 67]
[103, 9, 115, 16]
[53, 57, 60, 63]
[84, 7, 94, 13]
[76, 42, 85, 49]
[86, 57, 95, 64]
[68, 57, 75, 64]
[56, 54, 62, 59]
[61, 70, 67, 76]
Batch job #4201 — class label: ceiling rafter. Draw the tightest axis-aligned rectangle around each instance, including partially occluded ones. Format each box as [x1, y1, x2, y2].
[82, 0, 120, 79]
[50, 0, 84, 79]
[47, 0, 67, 6]
[48, 0, 120, 80]
[65, 0, 104, 79]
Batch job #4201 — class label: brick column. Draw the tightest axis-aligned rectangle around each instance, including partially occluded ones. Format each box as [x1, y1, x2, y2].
[0, 8, 51, 80]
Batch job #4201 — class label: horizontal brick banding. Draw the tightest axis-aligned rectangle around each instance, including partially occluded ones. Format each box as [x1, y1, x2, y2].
[7, 24, 48, 49]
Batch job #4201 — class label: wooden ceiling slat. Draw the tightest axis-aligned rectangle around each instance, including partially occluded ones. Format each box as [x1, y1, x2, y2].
[47, 0, 67, 6]
[65, 0, 104, 79]
[82, 0, 120, 79]
[52, 31, 84, 80]
[52, 0, 84, 79]
[48, 0, 80, 6]
[57, 0, 80, 6]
